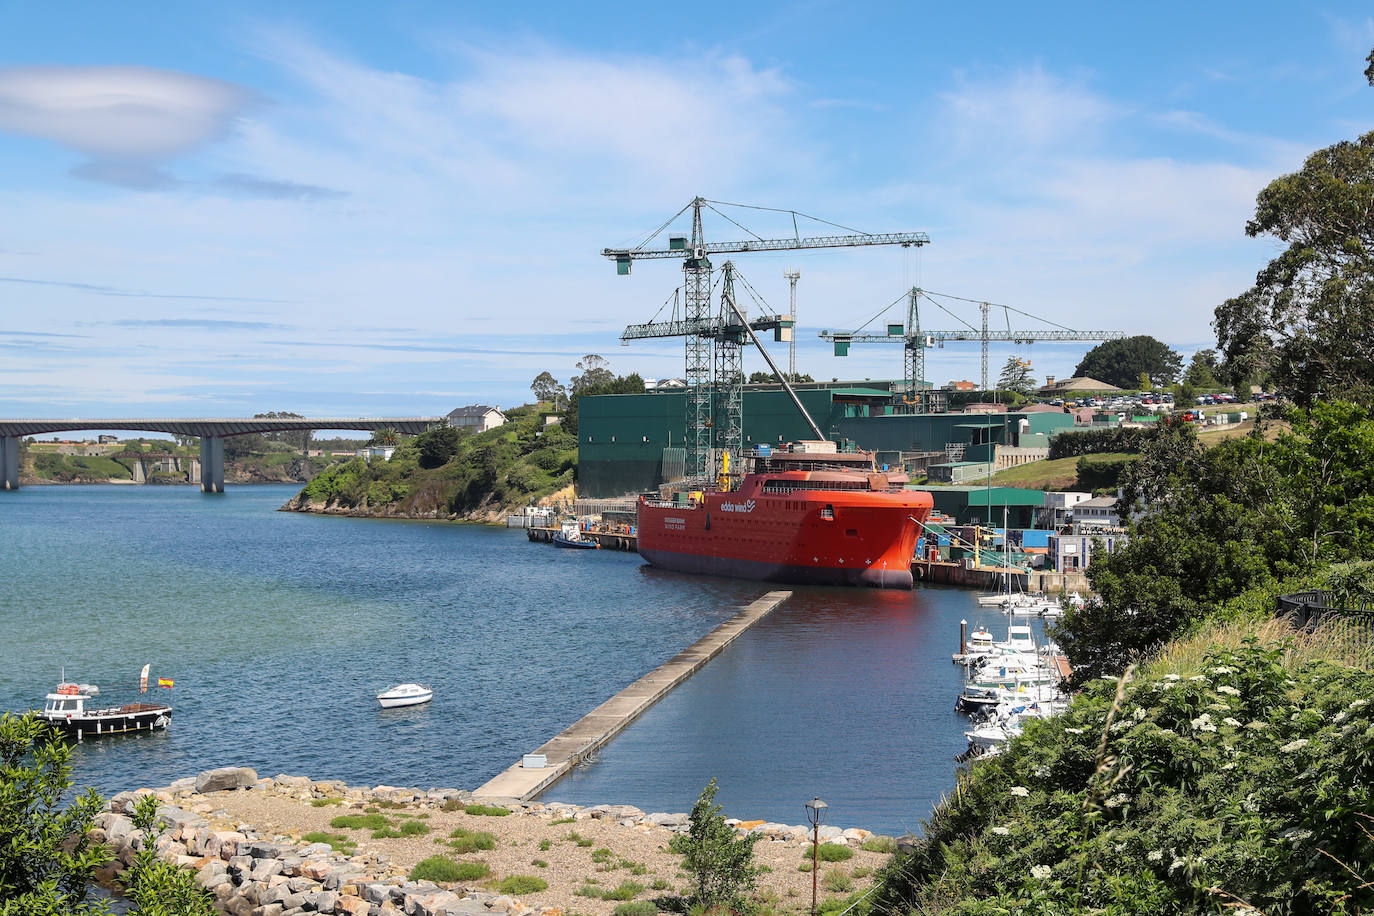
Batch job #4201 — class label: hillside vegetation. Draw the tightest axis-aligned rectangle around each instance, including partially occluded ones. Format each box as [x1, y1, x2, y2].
[286, 405, 575, 521]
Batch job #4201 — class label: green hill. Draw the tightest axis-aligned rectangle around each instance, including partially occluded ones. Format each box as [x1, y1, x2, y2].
[285, 404, 576, 521]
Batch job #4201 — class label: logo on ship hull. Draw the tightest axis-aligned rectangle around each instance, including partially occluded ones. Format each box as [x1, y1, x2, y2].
[720, 499, 756, 514]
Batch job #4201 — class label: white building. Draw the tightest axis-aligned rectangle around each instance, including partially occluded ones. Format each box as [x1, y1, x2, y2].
[1072, 495, 1121, 530]
[447, 405, 506, 433]
[357, 445, 395, 462]
[1039, 491, 1092, 530]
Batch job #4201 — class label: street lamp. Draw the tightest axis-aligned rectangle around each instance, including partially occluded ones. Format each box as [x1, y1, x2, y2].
[805, 797, 828, 916]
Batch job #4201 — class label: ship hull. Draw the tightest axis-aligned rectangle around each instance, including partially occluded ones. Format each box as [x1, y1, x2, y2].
[638, 547, 915, 588]
[637, 474, 931, 590]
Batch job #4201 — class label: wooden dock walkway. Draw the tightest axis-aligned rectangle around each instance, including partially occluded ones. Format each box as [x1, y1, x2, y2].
[473, 590, 792, 803]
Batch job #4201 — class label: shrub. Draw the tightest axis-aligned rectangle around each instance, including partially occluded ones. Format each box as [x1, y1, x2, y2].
[447, 828, 496, 853]
[330, 813, 389, 830]
[531, 859, 547, 868]
[674, 778, 761, 912]
[309, 797, 344, 807]
[538, 838, 551, 851]
[122, 794, 217, 916]
[408, 856, 489, 883]
[371, 827, 402, 838]
[464, 804, 511, 817]
[824, 869, 853, 893]
[0, 713, 112, 916]
[550, 816, 576, 825]
[860, 835, 896, 853]
[398, 820, 430, 835]
[807, 844, 853, 862]
[601, 880, 645, 901]
[301, 832, 354, 850]
[613, 902, 658, 916]
[496, 875, 548, 895]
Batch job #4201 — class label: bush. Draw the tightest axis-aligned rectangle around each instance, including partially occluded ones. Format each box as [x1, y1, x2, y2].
[398, 820, 430, 835]
[447, 829, 495, 853]
[331, 813, 389, 830]
[874, 641, 1374, 914]
[1075, 453, 1136, 490]
[464, 804, 511, 817]
[1048, 426, 1154, 459]
[860, 835, 897, 853]
[673, 779, 761, 912]
[824, 869, 854, 893]
[807, 844, 853, 863]
[121, 795, 217, 916]
[496, 875, 548, 894]
[613, 902, 657, 916]
[408, 856, 488, 883]
[0, 713, 112, 916]
[601, 880, 645, 901]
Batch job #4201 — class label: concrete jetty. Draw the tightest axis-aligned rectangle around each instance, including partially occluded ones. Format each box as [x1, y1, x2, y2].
[475, 590, 792, 802]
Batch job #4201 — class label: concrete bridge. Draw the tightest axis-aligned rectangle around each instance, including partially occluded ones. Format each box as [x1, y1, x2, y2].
[0, 417, 442, 493]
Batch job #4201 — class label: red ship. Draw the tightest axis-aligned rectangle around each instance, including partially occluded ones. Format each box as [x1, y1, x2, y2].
[637, 445, 932, 589]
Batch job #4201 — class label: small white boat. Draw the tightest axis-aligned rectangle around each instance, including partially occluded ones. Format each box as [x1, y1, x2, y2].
[377, 683, 433, 708]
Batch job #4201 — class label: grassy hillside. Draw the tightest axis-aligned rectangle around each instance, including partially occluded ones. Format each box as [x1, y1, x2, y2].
[989, 452, 1136, 490]
[290, 404, 575, 520]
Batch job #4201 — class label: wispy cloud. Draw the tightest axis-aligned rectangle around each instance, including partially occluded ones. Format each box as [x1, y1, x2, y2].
[108, 318, 296, 331]
[1, 276, 286, 303]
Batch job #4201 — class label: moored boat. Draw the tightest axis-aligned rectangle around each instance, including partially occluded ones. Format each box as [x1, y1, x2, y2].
[637, 444, 931, 589]
[551, 521, 600, 549]
[37, 665, 173, 740]
[377, 683, 433, 708]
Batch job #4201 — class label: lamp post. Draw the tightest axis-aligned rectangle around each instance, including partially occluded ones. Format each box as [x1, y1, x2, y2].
[805, 797, 828, 916]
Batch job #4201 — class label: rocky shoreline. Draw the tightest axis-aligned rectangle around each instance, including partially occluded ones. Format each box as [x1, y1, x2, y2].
[95, 768, 890, 916]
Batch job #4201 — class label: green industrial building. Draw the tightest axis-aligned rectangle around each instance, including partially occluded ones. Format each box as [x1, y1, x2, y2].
[576, 382, 1077, 498]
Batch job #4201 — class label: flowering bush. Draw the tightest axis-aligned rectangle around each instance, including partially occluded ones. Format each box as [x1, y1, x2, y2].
[874, 641, 1374, 914]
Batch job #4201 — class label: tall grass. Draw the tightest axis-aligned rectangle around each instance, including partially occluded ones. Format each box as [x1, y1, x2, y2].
[1144, 614, 1374, 679]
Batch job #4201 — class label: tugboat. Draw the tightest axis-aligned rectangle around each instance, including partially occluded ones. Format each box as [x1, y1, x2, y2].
[38, 665, 173, 740]
[551, 520, 600, 549]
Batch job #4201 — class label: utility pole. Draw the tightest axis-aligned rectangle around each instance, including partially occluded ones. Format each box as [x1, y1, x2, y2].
[784, 268, 800, 380]
[980, 301, 990, 392]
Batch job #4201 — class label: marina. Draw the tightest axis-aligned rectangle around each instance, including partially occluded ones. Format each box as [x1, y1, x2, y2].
[1, 483, 1015, 834]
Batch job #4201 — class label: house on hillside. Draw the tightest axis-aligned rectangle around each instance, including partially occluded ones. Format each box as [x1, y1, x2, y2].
[447, 405, 506, 433]
[357, 445, 395, 462]
[1072, 495, 1121, 530]
[944, 379, 978, 391]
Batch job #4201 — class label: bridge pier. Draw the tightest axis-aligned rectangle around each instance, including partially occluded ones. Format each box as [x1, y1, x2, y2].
[199, 436, 224, 493]
[1, 436, 18, 490]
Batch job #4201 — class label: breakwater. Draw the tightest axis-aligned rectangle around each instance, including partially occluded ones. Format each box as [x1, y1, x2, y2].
[97, 769, 890, 916]
[476, 591, 791, 801]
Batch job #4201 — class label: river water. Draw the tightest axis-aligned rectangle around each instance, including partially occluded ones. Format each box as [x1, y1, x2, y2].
[0, 484, 1025, 835]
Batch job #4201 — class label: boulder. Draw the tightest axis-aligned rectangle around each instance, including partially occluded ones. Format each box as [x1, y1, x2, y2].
[335, 896, 370, 916]
[645, 812, 689, 828]
[195, 767, 259, 794]
[308, 890, 339, 913]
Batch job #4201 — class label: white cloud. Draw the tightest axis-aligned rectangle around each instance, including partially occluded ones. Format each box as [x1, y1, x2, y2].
[940, 66, 1118, 152]
[0, 65, 251, 160]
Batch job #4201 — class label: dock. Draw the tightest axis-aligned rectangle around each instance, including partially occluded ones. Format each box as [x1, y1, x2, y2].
[473, 590, 792, 803]
[527, 525, 638, 552]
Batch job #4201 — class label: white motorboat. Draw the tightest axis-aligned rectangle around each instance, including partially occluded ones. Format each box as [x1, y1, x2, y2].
[377, 683, 433, 708]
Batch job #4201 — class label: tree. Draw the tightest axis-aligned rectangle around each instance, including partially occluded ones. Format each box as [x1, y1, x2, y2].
[669, 779, 760, 912]
[415, 425, 462, 469]
[530, 371, 566, 408]
[1213, 128, 1374, 406]
[996, 357, 1035, 394]
[0, 713, 112, 916]
[1183, 348, 1221, 389]
[120, 796, 215, 916]
[1136, 371, 1151, 391]
[747, 371, 813, 384]
[564, 372, 645, 435]
[1072, 335, 1182, 388]
[368, 427, 400, 447]
[253, 412, 311, 454]
[570, 354, 615, 393]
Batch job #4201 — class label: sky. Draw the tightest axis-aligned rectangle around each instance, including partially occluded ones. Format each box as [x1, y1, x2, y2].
[1, 2, 1372, 419]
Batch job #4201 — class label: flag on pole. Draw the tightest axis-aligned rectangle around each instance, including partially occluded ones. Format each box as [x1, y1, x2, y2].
[139, 664, 150, 694]
[158, 678, 174, 688]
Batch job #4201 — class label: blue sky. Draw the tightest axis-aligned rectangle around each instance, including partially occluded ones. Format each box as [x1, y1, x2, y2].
[1, 2, 1372, 418]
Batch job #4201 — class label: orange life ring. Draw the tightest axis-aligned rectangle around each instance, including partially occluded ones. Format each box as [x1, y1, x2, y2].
[58, 684, 79, 695]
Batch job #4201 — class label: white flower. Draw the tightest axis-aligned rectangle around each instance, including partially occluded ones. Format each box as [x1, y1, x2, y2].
[1217, 685, 1241, 696]
[1030, 864, 1051, 880]
[1245, 721, 1267, 730]
[1280, 738, 1309, 753]
[1103, 793, 1129, 808]
[1223, 717, 1242, 727]
[1333, 711, 1349, 724]
[1064, 727, 1084, 735]
[1208, 666, 1234, 675]
[1147, 850, 1163, 862]
[1133, 706, 1147, 721]
[1163, 674, 1182, 681]
[991, 826, 1010, 836]
[1009, 786, 1029, 797]
[1351, 699, 1368, 710]
[1188, 675, 1208, 682]
[1190, 713, 1217, 732]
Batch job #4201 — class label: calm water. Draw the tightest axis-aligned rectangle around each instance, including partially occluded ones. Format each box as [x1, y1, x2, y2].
[0, 484, 1018, 835]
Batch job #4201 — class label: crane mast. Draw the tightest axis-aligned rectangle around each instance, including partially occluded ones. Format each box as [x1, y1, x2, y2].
[820, 287, 1129, 413]
[607, 197, 929, 480]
